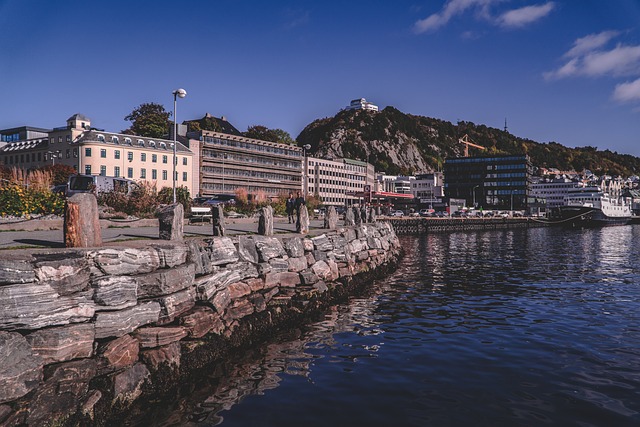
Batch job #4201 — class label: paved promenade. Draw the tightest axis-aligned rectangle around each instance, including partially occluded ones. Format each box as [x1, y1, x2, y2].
[0, 217, 328, 250]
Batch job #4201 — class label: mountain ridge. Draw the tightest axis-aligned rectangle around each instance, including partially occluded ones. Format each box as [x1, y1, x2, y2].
[295, 107, 640, 177]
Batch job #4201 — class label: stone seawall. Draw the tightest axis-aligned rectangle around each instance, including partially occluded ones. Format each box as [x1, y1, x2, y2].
[0, 222, 401, 426]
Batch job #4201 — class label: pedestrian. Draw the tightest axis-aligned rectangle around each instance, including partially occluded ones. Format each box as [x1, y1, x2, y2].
[286, 192, 295, 224]
[294, 190, 306, 232]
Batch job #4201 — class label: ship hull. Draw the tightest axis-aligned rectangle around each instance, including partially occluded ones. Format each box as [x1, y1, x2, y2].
[553, 206, 630, 227]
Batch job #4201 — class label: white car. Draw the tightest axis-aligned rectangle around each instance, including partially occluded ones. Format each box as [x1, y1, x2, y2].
[391, 210, 404, 217]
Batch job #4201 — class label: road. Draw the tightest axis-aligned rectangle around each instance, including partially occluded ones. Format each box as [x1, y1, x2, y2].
[0, 217, 329, 250]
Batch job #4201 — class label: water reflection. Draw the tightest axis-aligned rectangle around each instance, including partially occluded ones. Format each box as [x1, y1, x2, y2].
[152, 226, 640, 426]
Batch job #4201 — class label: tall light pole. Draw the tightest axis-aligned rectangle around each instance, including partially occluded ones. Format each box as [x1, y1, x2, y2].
[473, 184, 479, 208]
[302, 144, 311, 198]
[172, 88, 187, 203]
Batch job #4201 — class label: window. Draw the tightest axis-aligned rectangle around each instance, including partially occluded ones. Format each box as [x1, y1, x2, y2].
[127, 168, 133, 178]
[100, 149, 106, 158]
[73, 148, 78, 158]
[112, 136, 119, 144]
[182, 172, 187, 182]
[85, 148, 91, 157]
[140, 168, 146, 179]
[58, 136, 62, 143]
[147, 140, 154, 147]
[182, 157, 187, 166]
[141, 153, 146, 162]
[152, 169, 157, 179]
[124, 138, 131, 145]
[137, 139, 144, 146]
[100, 165, 106, 176]
[114, 166, 120, 177]
[66, 149, 70, 158]
[127, 151, 133, 161]
[115, 150, 120, 159]
[97, 134, 105, 142]
[85, 165, 91, 174]
[152, 154, 157, 163]
[66, 135, 71, 142]
[162, 155, 167, 164]
[162, 170, 167, 180]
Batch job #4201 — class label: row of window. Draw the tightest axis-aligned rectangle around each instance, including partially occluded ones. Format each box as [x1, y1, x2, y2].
[85, 165, 188, 182]
[95, 134, 172, 150]
[201, 166, 299, 182]
[85, 148, 187, 165]
[201, 182, 295, 194]
[204, 136, 301, 158]
[203, 149, 300, 170]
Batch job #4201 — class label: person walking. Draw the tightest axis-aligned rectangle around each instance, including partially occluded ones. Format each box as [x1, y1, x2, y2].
[294, 190, 306, 233]
[286, 192, 295, 224]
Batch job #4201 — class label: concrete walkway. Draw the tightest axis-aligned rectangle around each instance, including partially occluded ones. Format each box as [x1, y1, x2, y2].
[0, 217, 331, 250]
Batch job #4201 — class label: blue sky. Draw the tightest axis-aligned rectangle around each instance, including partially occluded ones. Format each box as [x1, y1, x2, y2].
[1, 0, 640, 157]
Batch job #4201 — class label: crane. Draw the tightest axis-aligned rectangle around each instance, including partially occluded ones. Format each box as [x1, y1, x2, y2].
[458, 134, 486, 157]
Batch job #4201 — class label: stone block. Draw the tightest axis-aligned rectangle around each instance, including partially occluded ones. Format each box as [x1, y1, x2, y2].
[324, 206, 338, 229]
[26, 323, 95, 365]
[136, 263, 195, 298]
[154, 287, 196, 324]
[237, 235, 259, 263]
[99, 334, 139, 370]
[258, 205, 274, 236]
[0, 283, 95, 331]
[287, 256, 308, 273]
[211, 290, 231, 314]
[180, 306, 223, 338]
[112, 362, 150, 405]
[311, 234, 333, 251]
[264, 271, 301, 288]
[248, 293, 266, 312]
[195, 269, 243, 301]
[33, 252, 91, 296]
[254, 236, 286, 262]
[141, 341, 181, 370]
[302, 238, 314, 252]
[299, 269, 319, 285]
[0, 331, 43, 404]
[367, 236, 382, 249]
[0, 257, 35, 285]
[133, 326, 188, 348]
[282, 237, 305, 258]
[94, 301, 161, 339]
[158, 203, 184, 241]
[268, 257, 289, 272]
[206, 237, 239, 266]
[226, 281, 251, 300]
[311, 260, 334, 281]
[90, 247, 161, 276]
[92, 275, 138, 309]
[225, 298, 255, 320]
[226, 261, 260, 280]
[151, 243, 189, 268]
[246, 277, 265, 292]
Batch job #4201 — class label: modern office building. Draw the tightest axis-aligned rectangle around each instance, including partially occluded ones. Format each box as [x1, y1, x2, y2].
[444, 155, 533, 211]
[0, 114, 195, 195]
[188, 127, 303, 200]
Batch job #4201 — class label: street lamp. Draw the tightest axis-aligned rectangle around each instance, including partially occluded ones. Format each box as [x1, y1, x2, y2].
[47, 150, 61, 166]
[302, 144, 311, 198]
[172, 88, 187, 204]
[472, 184, 479, 208]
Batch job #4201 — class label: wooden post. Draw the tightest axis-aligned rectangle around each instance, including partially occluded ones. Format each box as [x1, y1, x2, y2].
[64, 193, 102, 248]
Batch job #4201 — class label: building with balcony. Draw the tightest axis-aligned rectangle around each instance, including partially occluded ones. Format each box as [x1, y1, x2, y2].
[188, 125, 302, 200]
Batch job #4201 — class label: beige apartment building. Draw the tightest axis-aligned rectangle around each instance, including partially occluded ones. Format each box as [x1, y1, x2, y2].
[0, 114, 195, 196]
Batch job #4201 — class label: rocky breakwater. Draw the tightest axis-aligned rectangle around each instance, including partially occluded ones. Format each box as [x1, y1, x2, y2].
[0, 222, 400, 426]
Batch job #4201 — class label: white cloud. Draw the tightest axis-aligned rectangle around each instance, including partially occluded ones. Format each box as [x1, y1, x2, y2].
[564, 30, 620, 58]
[613, 78, 640, 103]
[413, 0, 499, 34]
[546, 43, 640, 80]
[496, 2, 555, 28]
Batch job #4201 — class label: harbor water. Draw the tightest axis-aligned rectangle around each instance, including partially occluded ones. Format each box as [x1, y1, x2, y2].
[149, 226, 640, 426]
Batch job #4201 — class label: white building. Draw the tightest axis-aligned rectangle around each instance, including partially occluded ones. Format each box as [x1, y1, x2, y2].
[411, 173, 444, 201]
[306, 157, 375, 206]
[530, 177, 580, 208]
[346, 98, 379, 112]
[376, 174, 415, 194]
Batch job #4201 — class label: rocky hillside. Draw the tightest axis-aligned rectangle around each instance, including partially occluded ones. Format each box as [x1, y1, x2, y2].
[296, 107, 640, 177]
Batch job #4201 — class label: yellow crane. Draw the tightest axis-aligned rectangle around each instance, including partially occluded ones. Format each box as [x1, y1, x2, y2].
[459, 134, 486, 157]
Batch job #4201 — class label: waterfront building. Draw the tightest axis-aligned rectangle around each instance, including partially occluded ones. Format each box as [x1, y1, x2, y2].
[306, 157, 375, 206]
[444, 155, 533, 211]
[345, 98, 379, 112]
[529, 177, 579, 208]
[412, 172, 444, 201]
[376, 174, 415, 194]
[0, 114, 196, 196]
[187, 121, 302, 200]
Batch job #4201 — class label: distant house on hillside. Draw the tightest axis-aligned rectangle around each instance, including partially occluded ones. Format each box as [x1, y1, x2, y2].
[346, 98, 379, 112]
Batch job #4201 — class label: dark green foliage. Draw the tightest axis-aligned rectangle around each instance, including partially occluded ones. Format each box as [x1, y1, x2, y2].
[244, 125, 295, 145]
[296, 107, 640, 176]
[123, 103, 171, 138]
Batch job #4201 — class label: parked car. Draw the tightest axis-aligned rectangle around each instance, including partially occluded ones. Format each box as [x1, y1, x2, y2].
[391, 210, 404, 217]
[435, 211, 449, 217]
[419, 209, 434, 217]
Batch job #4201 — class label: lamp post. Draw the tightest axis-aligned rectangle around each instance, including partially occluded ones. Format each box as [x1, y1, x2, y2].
[472, 184, 479, 208]
[302, 144, 311, 198]
[172, 88, 187, 204]
[47, 150, 61, 166]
